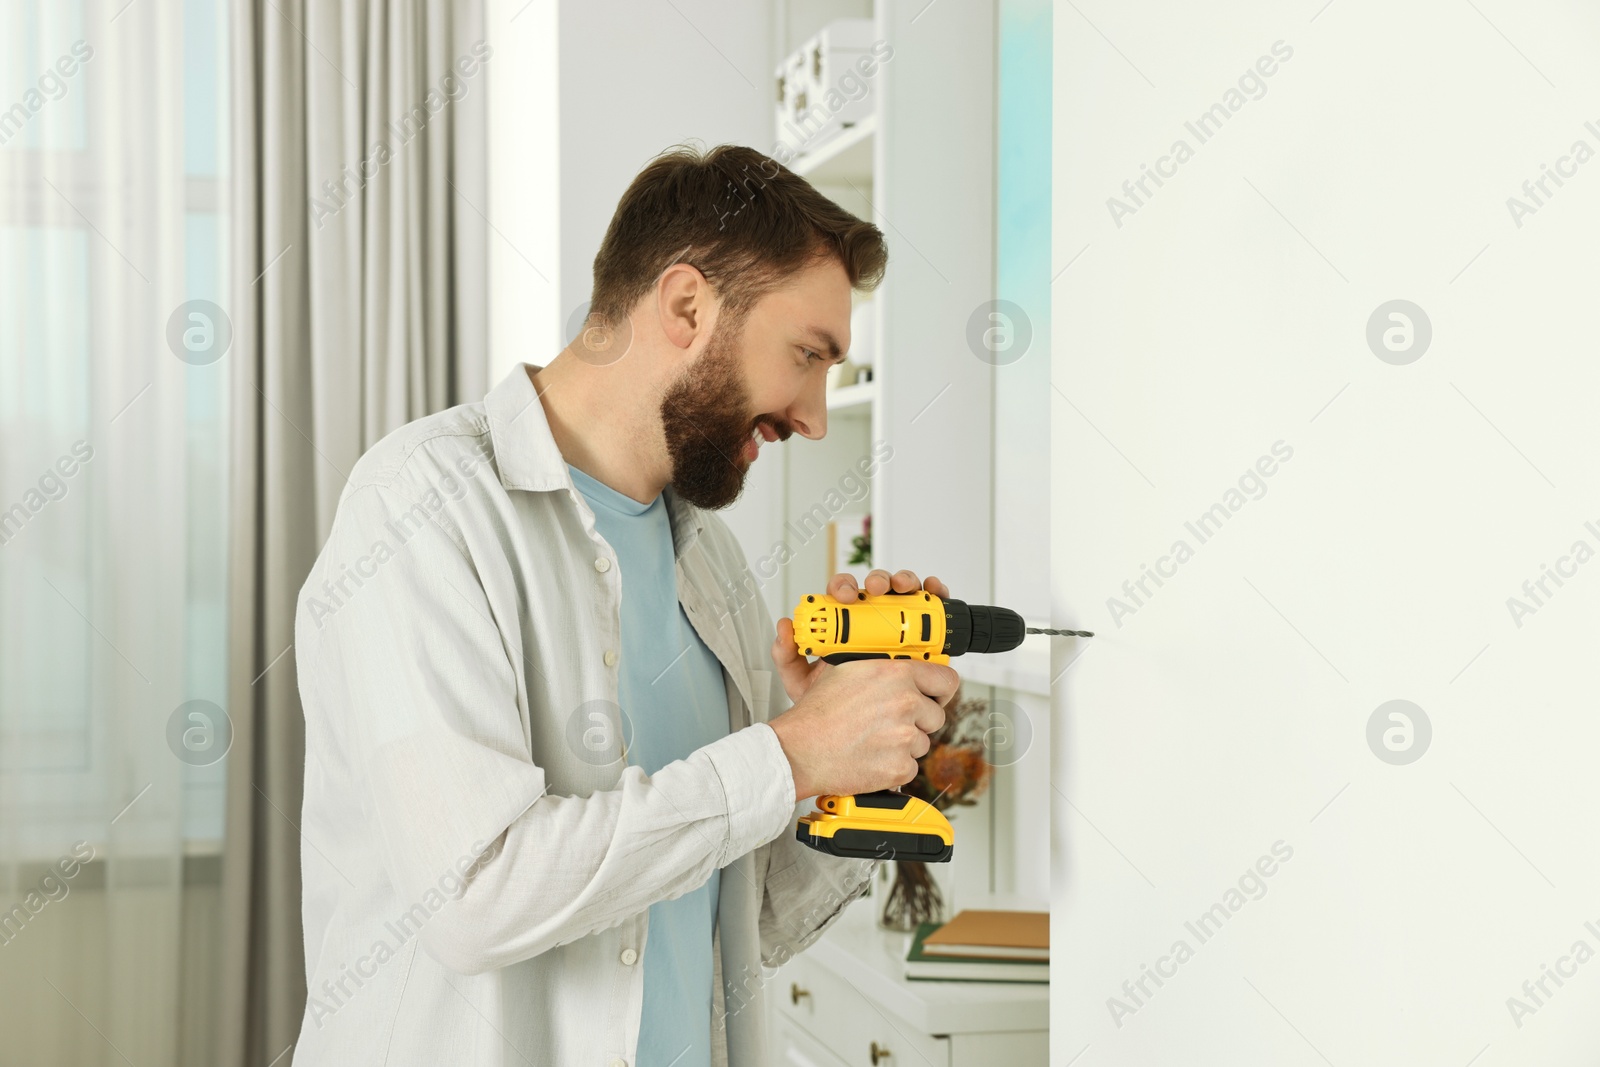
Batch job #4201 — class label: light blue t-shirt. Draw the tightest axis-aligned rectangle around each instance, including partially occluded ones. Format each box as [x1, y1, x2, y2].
[568, 464, 730, 1067]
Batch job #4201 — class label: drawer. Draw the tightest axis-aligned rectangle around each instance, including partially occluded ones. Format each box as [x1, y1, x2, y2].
[772, 1010, 851, 1067]
[775, 953, 950, 1067]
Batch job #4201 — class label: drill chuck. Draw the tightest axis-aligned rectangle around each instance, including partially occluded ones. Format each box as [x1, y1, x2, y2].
[941, 599, 1028, 657]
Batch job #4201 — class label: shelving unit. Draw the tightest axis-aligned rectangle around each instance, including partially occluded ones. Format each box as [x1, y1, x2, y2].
[761, 76, 885, 617]
[790, 113, 876, 186]
[948, 629, 1053, 698]
[738, 3, 1027, 1062]
[736, 0, 994, 626]
[824, 377, 877, 414]
[732, 0, 1001, 901]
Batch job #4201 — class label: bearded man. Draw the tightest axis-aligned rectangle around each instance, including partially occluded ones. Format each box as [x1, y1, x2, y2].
[292, 144, 960, 1067]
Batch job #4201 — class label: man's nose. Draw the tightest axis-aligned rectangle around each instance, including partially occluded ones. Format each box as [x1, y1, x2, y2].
[786, 377, 828, 440]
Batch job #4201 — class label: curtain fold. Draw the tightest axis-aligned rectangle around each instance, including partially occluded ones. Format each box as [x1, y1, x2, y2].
[221, 2, 486, 1062]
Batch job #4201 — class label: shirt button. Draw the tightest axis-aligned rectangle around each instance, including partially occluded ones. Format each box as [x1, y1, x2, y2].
[609, 1059, 627, 1067]
[620, 948, 638, 966]
[603, 649, 618, 667]
[594, 557, 610, 572]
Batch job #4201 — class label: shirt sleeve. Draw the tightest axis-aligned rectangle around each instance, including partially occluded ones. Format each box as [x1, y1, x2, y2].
[297, 481, 798, 976]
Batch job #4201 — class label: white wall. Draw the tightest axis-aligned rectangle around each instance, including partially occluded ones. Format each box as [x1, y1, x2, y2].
[556, 1, 773, 333]
[1054, 1, 1600, 1063]
[485, 0, 771, 389]
[486, 0, 561, 389]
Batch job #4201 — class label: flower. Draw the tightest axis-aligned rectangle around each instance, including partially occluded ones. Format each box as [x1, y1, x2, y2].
[923, 745, 987, 799]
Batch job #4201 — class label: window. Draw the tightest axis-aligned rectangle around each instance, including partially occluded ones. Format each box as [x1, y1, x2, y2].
[0, 0, 231, 854]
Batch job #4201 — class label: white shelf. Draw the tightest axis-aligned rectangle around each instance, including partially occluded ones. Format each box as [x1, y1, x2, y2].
[805, 896, 1048, 1036]
[791, 114, 876, 186]
[825, 377, 878, 414]
[955, 630, 1060, 697]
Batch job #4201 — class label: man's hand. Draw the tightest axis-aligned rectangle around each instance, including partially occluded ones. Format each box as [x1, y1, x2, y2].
[770, 568, 952, 704]
[768, 656, 960, 801]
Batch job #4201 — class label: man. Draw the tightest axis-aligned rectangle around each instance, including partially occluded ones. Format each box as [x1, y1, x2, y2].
[292, 144, 960, 1066]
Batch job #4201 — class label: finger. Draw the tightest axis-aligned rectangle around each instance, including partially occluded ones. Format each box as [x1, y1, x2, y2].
[911, 695, 947, 736]
[911, 730, 932, 759]
[891, 569, 919, 593]
[923, 574, 951, 600]
[898, 758, 920, 788]
[827, 572, 860, 601]
[910, 662, 961, 708]
[863, 568, 893, 596]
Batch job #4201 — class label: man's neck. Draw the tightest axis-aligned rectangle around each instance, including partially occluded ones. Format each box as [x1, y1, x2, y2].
[528, 357, 668, 505]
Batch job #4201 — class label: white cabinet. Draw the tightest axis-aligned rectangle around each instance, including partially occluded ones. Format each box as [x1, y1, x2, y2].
[770, 1011, 858, 1067]
[768, 899, 1048, 1067]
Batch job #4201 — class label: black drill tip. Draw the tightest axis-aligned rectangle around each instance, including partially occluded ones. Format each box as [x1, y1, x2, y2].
[1027, 627, 1094, 638]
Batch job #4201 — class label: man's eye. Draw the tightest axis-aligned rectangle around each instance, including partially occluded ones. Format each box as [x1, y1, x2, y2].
[804, 349, 824, 363]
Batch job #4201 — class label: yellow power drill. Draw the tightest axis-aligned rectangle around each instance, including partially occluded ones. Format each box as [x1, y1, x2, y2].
[790, 588, 1092, 863]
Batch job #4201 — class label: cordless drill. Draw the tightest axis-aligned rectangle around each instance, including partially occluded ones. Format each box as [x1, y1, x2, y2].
[790, 588, 1092, 863]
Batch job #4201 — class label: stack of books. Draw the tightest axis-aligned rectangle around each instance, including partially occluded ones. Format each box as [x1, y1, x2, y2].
[904, 909, 1048, 983]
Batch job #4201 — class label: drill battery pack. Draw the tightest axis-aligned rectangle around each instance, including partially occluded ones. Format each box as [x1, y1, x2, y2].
[795, 790, 954, 863]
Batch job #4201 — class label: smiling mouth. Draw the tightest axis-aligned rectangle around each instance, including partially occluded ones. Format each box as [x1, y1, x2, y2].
[743, 420, 785, 463]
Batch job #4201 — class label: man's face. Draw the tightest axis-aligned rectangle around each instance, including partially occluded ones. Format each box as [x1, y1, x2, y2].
[660, 257, 853, 510]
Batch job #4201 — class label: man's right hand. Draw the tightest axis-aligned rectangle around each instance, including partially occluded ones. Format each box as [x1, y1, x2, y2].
[768, 658, 960, 801]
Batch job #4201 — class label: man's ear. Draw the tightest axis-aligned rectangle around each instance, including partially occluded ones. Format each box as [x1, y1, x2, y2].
[657, 263, 710, 351]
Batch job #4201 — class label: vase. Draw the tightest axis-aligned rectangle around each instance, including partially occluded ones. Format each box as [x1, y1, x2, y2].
[875, 860, 947, 932]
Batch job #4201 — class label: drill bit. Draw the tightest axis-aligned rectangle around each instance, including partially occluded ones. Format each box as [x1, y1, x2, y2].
[1027, 627, 1094, 638]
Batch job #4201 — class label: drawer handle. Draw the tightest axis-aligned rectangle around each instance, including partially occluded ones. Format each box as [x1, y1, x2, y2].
[790, 982, 811, 1006]
[870, 1041, 891, 1064]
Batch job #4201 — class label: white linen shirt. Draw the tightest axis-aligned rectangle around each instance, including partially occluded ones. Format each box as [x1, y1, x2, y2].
[292, 363, 875, 1067]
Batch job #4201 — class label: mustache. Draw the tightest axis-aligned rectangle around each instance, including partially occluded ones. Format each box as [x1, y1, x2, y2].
[752, 415, 794, 441]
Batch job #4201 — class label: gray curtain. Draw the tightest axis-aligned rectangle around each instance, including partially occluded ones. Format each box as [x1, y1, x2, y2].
[222, 2, 487, 1063]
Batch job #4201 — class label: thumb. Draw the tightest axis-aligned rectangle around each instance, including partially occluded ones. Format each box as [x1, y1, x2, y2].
[772, 617, 804, 674]
[772, 617, 820, 703]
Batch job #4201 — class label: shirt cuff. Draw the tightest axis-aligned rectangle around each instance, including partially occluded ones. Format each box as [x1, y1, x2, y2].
[703, 722, 797, 864]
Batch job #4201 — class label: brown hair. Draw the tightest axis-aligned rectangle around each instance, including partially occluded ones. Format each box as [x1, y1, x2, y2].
[588, 144, 887, 326]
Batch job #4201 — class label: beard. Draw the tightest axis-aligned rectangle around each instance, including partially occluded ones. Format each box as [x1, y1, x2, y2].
[659, 316, 791, 510]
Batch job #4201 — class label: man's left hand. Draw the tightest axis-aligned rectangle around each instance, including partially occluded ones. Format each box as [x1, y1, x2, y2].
[771, 569, 953, 705]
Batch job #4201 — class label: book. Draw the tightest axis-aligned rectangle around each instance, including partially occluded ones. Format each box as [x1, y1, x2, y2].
[920, 909, 1049, 962]
[905, 923, 1048, 984]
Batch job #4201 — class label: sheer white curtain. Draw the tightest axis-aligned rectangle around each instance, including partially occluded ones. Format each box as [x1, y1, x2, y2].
[0, 1, 229, 1064]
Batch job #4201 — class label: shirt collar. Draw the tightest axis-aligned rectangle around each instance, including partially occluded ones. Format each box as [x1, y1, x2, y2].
[486, 363, 704, 557]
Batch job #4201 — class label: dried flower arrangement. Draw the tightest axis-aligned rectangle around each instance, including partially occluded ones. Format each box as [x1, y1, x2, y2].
[877, 685, 993, 931]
